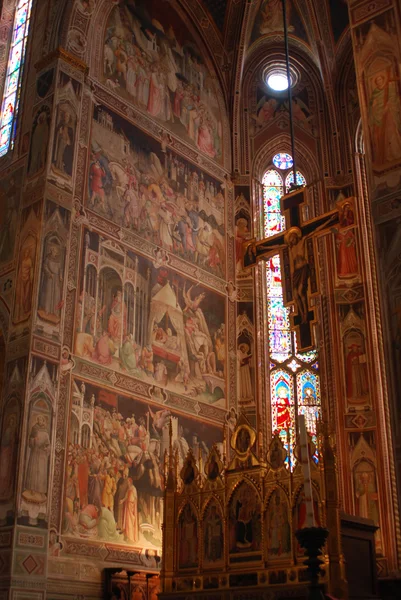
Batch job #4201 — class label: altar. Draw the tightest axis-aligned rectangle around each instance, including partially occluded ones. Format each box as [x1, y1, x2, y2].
[159, 415, 350, 600]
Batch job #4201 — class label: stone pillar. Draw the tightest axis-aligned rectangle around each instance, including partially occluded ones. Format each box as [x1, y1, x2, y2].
[348, 0, 401, 577]
[0, 48, 88, 600]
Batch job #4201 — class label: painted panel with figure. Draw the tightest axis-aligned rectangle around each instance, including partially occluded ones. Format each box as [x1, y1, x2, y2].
[36, 201, 70, 341]
[350, 431, 382, 553]
[49, 72, 81, 190]
[356, 11, 401, 173]
[13, 202, 42, 326]
[88, 105, 225, 278]
[103, 0, 223, 161]
[237, 302, 255, 410]
[0, 168, 23, 267]
[63, 378, 223, 553]
[28, 105, 51, 178]
[253, 87, 315, 137]
[19, 359, 57, 527]
[75, 229, 226, 406]
[0, 358, 25, 526]
[339, 303, 370, 410]
[235, 187, 251, 278]
[251, 0, 308, 44]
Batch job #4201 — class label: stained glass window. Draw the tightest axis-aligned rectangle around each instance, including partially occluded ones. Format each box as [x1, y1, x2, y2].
[285, 170, 307, 193]
[0, 1, 33, 157]
[263, 157, 320, 469]
[273, 152, 294, 170]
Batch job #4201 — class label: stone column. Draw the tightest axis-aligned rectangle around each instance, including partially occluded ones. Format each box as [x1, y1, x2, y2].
[348, 0, 401, 577]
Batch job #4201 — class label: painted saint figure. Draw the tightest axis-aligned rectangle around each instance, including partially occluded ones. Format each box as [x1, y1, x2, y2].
[121, 478, 138, 543]
[333, 202, 358, 279]
[0, 413, 18, 501]
[38, 242, 63, 321]
[346, 342, 369, 400]
[0, 177, 19, 264]
[369, 71, 401, 166]
[238, 342, 253, 402]
[14, 243, 35, 322]
[28, 109, 50, 176]
[107, 290, 127, 342]
[23, 415, 51, 502]
[53, 107, 74, 175]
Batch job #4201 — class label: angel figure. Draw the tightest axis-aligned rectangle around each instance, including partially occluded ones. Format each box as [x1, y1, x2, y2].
[148, 406, 171, 436]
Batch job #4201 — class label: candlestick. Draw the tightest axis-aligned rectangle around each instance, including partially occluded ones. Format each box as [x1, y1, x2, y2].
[299, 414, 315, 528]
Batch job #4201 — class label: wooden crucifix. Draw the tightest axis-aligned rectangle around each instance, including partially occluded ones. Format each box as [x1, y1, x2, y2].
[243, 188, 340, 351]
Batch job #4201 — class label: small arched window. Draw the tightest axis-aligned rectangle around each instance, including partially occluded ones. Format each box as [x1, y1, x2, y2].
[0, 1, 33, 157]
[262, 154, 320, 468]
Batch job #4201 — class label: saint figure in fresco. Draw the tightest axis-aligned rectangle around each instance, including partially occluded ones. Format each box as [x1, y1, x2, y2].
[38, 242, 63, 320]
[260, 0, 293, 34]
[346, 342, 369, 399]
[235, 215, 250, 271]
[369, 70, 401, 166]
[0, 177, 18, 264]
[28, 109, 49, 176]
[0, 412, 18, 501]
[354, 461, 380, 526]
[14, 242, 35, 322]
[107, 290, 127, 342]
[24, 414, 51, 501]
[332, 202, 358, 279]
[121, 478, 138, 543]
[238, 342, 253, 403]
[53, 106, 74, 176]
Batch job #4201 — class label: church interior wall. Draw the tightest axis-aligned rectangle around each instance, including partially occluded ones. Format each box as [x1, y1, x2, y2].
[0, 0, 401, 597]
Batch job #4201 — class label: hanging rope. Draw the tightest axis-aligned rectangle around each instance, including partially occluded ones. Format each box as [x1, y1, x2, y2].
[282, 0, 298, 190]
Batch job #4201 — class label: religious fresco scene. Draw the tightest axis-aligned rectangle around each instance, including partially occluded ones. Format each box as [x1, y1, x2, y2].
[63, 377, 223, 550]
[250, 0, 308, 44]
[75, 228, 226, 406]
[88, 105, 226, 278]
[253, 85, 315, 137]
[1, 0, 401, 598]
[103, 0, 223, 161]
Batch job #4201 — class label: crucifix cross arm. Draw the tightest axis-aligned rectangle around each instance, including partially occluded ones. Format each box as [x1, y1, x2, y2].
[243, 230, 286, 268]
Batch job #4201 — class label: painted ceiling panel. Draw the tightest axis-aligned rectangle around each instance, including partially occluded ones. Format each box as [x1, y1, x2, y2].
[202, 0, 228, 32]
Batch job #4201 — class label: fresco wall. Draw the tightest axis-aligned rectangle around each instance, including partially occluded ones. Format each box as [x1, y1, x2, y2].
[102, 0, 224, 162]
[63, 378, 223, 555]
[0, 0, 231, 596]
[74, 227, 226, 407]
[349, 0, 401, 563]
[87, 105, 226, 279]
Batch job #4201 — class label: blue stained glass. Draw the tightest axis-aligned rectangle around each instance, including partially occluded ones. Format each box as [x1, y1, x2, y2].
[0, 1, 33, 158]
[5, 71, 19, 97]
[263, 165, 320, 471]
[297, 370, 321, 436]
[285, 170, 307, 192]
[273, 152, 294, 170]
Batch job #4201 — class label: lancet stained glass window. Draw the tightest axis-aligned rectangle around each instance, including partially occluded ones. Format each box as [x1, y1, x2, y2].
[263, 154, 320, 469]
[0, 1, 33, 157]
